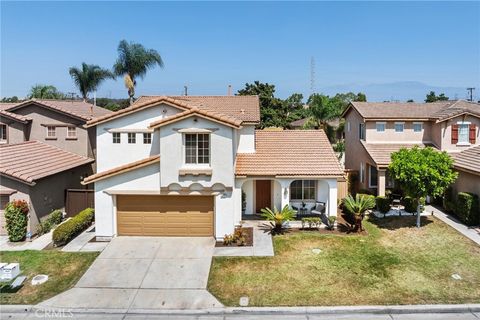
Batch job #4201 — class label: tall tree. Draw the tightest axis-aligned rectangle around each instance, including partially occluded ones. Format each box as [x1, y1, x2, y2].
[237, 81, 284, 128]
[425, 91, 449, 103]
[113, 40, 164, 104]
[1, 96, 20, 103]
[69, 63, 114, 101]
[389, 147, 457, 227]
[28, 84, 64, 99]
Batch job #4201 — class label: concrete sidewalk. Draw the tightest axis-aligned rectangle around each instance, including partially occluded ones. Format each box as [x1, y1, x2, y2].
[426, 205, 480, 245]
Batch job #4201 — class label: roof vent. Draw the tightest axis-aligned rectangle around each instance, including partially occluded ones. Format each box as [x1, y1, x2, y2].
[240, 108, 245, 114]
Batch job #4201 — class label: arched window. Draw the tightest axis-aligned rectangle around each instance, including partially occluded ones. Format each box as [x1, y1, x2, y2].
[290, 180, 316, 201]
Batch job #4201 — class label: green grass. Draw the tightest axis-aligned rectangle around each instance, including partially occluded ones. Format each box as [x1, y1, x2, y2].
[208, 216, 480, 306]
[0, 250, 98, 304]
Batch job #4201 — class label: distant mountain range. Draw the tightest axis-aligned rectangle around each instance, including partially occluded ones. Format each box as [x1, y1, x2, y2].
[318, 81, 476, 102]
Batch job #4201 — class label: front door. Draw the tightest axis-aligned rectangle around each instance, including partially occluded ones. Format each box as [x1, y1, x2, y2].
[255, 180, 271, 213]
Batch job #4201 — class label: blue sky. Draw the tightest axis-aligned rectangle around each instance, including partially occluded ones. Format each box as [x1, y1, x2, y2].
[1, 1, 479, 101]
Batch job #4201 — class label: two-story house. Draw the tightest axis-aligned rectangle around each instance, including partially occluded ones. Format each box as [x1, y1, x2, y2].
[0, 99, 112, 235]
[343, 100, 480, 197]
[82, 95, 344, 241]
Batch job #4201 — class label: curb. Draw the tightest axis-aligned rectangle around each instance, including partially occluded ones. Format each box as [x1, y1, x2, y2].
[4, 304, 478, 315]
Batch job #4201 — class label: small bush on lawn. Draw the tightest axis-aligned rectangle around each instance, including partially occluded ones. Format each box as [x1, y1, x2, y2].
[376, 196, 391, 213]
[52, 208, 94, 246]
[456, 192, 480, 226]
[301, 217, 321, 229]
[402, 196, 417, 213]
[223, 227, 248, 246]
[4, 200, 29, 242]
[36, 209, 63, 235]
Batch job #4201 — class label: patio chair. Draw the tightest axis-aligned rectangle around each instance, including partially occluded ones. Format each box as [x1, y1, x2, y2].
[311, 202, 326, 216]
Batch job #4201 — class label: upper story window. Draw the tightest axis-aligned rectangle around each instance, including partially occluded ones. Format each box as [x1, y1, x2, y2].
[0, 124, 7, 143]
[413, 122, 423, 132]
[67, 126, 76, 138]
[458, 123, 470, 144]
[394, 122, 404, 133]
[128, 133, 136, 144]
[46, 126, 56, 138]
[359, 123, 365, 140]
[112, 132, 121, 144]
[376, 122, 386, 132]
[143, 133, 152, 144]
[452, 122, 476, 145]
[290, 180, 316, 201]
[185, 133, 210, 164]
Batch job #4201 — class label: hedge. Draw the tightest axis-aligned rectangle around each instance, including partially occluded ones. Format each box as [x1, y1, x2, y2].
[36, 209, 63, 235]
[456, 192, 479, 226]
[376, 196, 391, 213]
[52, 208, 94, 246]
[402, 196, 417, 213]
[4, 200, 29, 242]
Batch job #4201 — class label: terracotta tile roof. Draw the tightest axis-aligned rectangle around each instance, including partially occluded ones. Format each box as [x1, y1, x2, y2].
[149, 107, 243, 129]
[86, 95, 260, 127]
[451, 145, 480, 175]
[0, 102, 21, 110]
[82, 155, 160, 184]
[6, 99, 112, 121]
[0, 141, 94, 185]
[361, 141, 435, 167]
[346, 100, 480, 122]
[0, 110, 31, 123]
[235, 130, 344, 177]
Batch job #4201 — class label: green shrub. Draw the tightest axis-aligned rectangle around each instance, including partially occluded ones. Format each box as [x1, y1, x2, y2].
[4, 200, 29, 242]
[301, 217, 321, 229]
[376, 196, 391, 213]
[402, 196, 422, 213]
[456, 192, 480, 226]
[357, 189, 374, 196]
[326, 216, 336, 230]
[36, 209, 63, 235]
[52, 208, 94, 246]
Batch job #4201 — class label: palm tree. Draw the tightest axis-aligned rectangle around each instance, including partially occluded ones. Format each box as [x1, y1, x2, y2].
[28, 84, 64, 99]
[342, 194, 376, 232]
[113, 40, 164, 104]
[69, 63, 114, 101]
[308, 94, 337, 129]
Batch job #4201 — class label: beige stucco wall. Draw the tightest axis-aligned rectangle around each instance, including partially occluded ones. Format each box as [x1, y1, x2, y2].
[435, 115, 480, 152]
[14, 104, 91, 157]
[451, 170, 480, 198]
[0, 119, 26, 144]
[366, 121, 433, 143]
[0, 165, 90, 235]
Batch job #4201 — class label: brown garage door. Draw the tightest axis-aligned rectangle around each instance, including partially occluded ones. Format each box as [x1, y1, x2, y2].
[117, 195, 214, 236]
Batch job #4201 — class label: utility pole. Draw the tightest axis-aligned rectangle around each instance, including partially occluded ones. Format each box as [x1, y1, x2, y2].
[467, 87, 475, 102]
[184, 86, 188, 96]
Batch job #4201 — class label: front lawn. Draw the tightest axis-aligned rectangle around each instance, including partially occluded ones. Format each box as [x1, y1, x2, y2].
[0, 250, 98, 304]
[208, 216, 480, 306]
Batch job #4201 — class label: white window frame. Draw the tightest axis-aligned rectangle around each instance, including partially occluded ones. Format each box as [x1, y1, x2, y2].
[413, 122, 423, 133]
[394, 122, 404, 133]
[143, 133, 152, 144]
[369, 165, 378, 188]
[184, 133, 210, 165]
[0, 124, 7, 143]
[359, 123, 365, 140]
[359, 162, 364, 183]
[46, 126, 56, 138]
[376, 122, 386, 133]
[457, 121, 471, 145]
[67, 126, 77, 138]
[112, 132, 121, 144]
[290, 180, 317, 201]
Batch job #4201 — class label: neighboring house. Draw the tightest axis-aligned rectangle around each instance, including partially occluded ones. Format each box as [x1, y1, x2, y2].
[343, 100, 480, 196]
[0, 99, 112, 235]
[82, 95, 343, 240]
[451, 145, 480, 197]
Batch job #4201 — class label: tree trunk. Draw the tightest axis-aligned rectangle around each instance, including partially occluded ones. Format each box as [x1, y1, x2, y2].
[354, 214, 363, 232]
[416, 204, 421, 228]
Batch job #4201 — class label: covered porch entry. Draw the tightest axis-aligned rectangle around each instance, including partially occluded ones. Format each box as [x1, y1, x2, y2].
[239, 178, 338, 218]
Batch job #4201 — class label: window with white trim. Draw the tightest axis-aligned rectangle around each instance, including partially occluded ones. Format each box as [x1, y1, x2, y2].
[67, 126, 76, 138]
[46, 126, 56, 138]
[0, 124, 7, 143]
[143, 133, 152, 144]
[128, 133, 136, 144]
[458, 123, 469, 144]
[290, 180, 316, 201]
[112, 132, 121, 144]
[185, 133, 210, 164]
[413, 122, 423, 132]
[376, 122, 386, 132]
[394, 122, 404, 133]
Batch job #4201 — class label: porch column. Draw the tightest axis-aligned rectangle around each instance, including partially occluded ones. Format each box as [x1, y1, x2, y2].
[326, 179, 338, 217]
[378, 169, 386, 196]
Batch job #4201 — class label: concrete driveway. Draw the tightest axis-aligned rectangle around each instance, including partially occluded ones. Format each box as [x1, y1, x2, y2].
[40, 237, 223, 310]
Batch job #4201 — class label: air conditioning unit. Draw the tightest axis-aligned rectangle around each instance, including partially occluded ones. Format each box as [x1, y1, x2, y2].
[1, 263, 20, 280]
